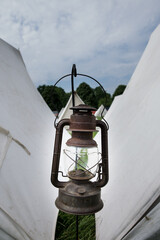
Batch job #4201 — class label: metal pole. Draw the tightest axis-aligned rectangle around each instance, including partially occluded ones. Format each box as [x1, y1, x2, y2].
[71, 64, 79, 239]
[75, 147, 78, 239]
[76, 215, 79, 240]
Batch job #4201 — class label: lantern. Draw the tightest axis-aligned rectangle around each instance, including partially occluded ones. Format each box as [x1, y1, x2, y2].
[51, 104, 108, 215]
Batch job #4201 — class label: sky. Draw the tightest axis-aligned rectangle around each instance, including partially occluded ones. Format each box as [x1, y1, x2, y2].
[0, 0, 160, 94]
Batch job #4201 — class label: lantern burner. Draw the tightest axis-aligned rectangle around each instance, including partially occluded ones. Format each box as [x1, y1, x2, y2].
[68, 169, 93, 181]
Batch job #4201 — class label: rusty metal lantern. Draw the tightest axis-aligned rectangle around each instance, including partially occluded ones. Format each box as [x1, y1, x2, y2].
[51, 65, 109, 215]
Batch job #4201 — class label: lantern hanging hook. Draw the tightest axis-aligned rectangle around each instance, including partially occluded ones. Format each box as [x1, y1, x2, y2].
[71, 64, 77, 107]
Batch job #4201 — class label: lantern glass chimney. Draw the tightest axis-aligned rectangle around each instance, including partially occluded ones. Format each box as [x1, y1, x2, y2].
[63, 145, 101, 181]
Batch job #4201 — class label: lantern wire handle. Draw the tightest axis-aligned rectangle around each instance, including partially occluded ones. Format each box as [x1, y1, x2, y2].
[64, 149, 90, 169]
[77, 73, 109, 129]
[64, 149, 102, 178]
[63, 149, 95, 177]
[53, 66, 109, 130]
[53, 73, 71, 128]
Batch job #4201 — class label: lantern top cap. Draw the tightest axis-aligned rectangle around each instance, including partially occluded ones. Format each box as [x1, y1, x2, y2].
[70, 104, 96, 112]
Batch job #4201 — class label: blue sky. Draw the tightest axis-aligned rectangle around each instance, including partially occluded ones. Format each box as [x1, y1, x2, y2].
[0, 0, 160, 94]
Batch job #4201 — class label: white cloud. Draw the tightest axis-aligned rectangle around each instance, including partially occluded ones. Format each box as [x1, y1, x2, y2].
[0, 0, 160, 93]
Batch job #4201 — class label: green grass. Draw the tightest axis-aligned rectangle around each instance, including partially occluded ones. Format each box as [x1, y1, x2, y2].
[55, 211, 96, 240]
[96, 116, 102, 120]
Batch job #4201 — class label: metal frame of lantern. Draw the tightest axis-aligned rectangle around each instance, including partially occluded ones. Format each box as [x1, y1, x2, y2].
[51, 64, 109, 215]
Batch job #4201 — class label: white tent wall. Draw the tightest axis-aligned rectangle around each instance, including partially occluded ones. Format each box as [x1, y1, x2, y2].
[94, 105, 107, 118]
[106, 95, 122, 120]
[96, 25, 160, 240]
[58, 127, 72, 181]
[58, 107, 64, 119]
[0, 39, 58, 239]
[58, 92, 84, 121]
[124, 201, 160, 240]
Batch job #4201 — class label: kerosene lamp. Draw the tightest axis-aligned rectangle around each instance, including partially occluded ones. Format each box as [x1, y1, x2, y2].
[51, 65, 109, 215]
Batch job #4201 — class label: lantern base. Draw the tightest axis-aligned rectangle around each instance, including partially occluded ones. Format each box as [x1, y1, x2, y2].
[55, 181, 103, 215]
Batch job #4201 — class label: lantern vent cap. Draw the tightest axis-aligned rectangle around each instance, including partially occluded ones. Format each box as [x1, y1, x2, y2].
[70, 104, 96, 112]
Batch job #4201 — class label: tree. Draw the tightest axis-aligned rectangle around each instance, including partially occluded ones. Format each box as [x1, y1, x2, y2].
[37, 85, 46, 94]
[37, 83, 126, 113]
[76, 82, 97, 108]
[55, 87, 70, 107]
[94, 87, 111, 109]
[112, 85, 126, 102]
[37, 85, 70, 112]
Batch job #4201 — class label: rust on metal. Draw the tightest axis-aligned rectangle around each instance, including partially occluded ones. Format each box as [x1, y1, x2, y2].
[66, 104, 97, 148]
[51, 104, 109, 215]
[68, 169, 93, 181]
[55, 181, 103, 215]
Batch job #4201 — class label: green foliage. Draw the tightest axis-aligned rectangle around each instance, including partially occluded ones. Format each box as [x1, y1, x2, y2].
[98, 94, 112, 109]
[93, 131, 98, 138]
[76, 84, 112, 109]
[96, 116, 102, 120]
[94, 86, 105, 101]
[37, 85, 70, 112]
[112, 84, 126, 102]
[76, 82, 97, 108]
[55, 211, 96, 240]
[94, 87, 112, 108]
[37, 83, 126, 112]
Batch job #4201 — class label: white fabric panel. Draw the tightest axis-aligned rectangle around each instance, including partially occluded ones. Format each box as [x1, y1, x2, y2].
[96, 25, 160, 240]
[124, 202, 160, 240]
[58, 92, 84, 121]
[106, 95, 122, 120]
[0, 228, 16, 240]
[0, 39, 58, 239]
[94, 105, 107, 117]
[0, 127, 12, 168]
[58, 108, 64, 119]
